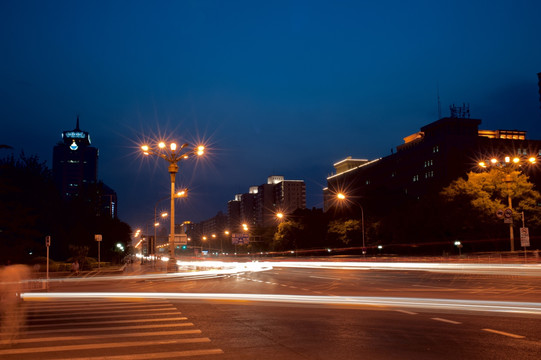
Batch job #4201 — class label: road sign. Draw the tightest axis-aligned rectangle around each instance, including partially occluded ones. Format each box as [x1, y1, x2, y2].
[173, 234, 187, 245]
[496, 209, 504, 219]
[95, 234, 103, 242]
[232, 233, 250, 245]
[503, 208, 513, 218]
[520, 227, 530, 247]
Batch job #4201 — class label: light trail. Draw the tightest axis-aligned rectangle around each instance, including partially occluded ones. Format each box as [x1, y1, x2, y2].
[21, 292, 541, 316]
[256, 260, 541, 276]
[38, 261, 273, 283]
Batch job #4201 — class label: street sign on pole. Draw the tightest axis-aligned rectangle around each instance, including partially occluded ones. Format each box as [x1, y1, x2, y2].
[95, 234, 102, 270]
[45, 236, 51, 287]
[520, 227, 530, 247]
[503, 208, 513, 223]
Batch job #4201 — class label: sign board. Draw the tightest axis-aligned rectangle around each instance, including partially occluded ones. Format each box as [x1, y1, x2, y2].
[95, 234, 102, 242]
[232, 233, 250, 245]
[496, 209, 504, 219]
[520, 227, 530, 247]
[172, 234, 188, 245]
[45, 236, 51, 247]
[504, 208, 513, 218]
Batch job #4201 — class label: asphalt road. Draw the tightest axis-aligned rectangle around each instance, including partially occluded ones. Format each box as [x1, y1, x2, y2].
[5, 263, 541, 359]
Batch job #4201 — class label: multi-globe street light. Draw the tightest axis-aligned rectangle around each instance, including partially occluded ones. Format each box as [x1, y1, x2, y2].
[478, 155, 537, 252]
[141, 141, 204, 268]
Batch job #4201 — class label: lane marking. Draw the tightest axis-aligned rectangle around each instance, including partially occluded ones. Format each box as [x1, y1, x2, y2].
[0, 338, 211, 355]
[395, 310, 418, 315]
[25, 316, 188, 330]
[28, 311, 181, 322]
[23, 322, 195, 335]
[5, 329, 202, 344]
[27, 302, 171, 311]
[482, 328, 525, 339]
[67, 349, 224, 360]
[431, 317, 462, 325]
[30, 306, 177, 316]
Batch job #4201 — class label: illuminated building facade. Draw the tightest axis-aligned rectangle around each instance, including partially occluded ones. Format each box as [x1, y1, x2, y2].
[53, 117, 97, 199]
[221, 176, 307, 233]
[52, 117, 117, 218]
[324, 113, 541, 216]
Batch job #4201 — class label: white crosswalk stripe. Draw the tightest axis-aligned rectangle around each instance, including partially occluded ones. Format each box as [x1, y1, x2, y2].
[0, 299, 223, 359]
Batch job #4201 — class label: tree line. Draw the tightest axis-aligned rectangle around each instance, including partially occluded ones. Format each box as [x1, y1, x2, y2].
[244, 169, 541, 255]
[0, 152, 131, 266]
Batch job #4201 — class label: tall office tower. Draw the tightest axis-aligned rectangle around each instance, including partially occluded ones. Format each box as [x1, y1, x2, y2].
[53, 117, 98, 199]
[53, 117, 117, 218]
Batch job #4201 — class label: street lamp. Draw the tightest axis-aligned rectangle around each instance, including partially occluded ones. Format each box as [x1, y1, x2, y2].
[454, 240, 463, 256]
[478, 155, 538, 252]
[153, 189, 187, 262]
[223, 230, 229, 254]
[336, 192, 366, 255]
[151, 211, 168, 263]
[141, 141, 204, 268]
[202, 236, 209, 254]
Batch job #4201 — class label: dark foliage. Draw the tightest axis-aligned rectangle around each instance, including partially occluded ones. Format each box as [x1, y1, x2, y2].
[0, 152, 132, 264]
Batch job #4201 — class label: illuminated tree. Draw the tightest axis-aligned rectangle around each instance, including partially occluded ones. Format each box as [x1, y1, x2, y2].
[441, 169, 541, 228]
[327, 219, 361, 245]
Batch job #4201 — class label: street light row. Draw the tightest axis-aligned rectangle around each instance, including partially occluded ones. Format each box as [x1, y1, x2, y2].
[479, 155, 536, 168]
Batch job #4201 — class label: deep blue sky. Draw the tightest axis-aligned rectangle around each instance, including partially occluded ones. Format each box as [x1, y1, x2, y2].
[2, 0, 541, 230]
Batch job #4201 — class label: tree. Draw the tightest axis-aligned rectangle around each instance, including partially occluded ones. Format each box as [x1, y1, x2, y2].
[0, 152, 132, 264]
[0, 152, 61, 263]
[273, 220, 304, 251]
[441, 169, 541, 248]
[327, 219, 361, 246]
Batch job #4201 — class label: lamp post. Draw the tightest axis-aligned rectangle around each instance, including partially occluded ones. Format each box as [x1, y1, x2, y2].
[336, 192, 366, 255]
[145, 212, 167, 261]
[153, 189, 187, 263]
[478, 155, 537, 252]
[223, 230, 229, 254]
[142, 141, 204, 269]
[202, 236, 209, 254]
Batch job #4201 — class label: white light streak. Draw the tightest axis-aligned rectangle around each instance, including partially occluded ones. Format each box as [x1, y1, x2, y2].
[21, 292, 541, 316]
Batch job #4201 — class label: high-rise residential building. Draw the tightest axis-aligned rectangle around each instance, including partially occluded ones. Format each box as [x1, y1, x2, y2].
[255, 176, 306, 227]
[227, 196, 241, 233]
[52, 117, 117, 218]
[222, 176, 307, 230]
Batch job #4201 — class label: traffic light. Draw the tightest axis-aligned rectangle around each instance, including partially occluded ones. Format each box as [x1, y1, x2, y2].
[181, 245, 187, 250]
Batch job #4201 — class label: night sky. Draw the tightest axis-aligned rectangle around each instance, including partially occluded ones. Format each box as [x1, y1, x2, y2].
[2, 0, 541, 230]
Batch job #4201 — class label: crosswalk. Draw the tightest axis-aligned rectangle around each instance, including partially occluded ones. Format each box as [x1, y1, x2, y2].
[0, 298, 223, 359]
